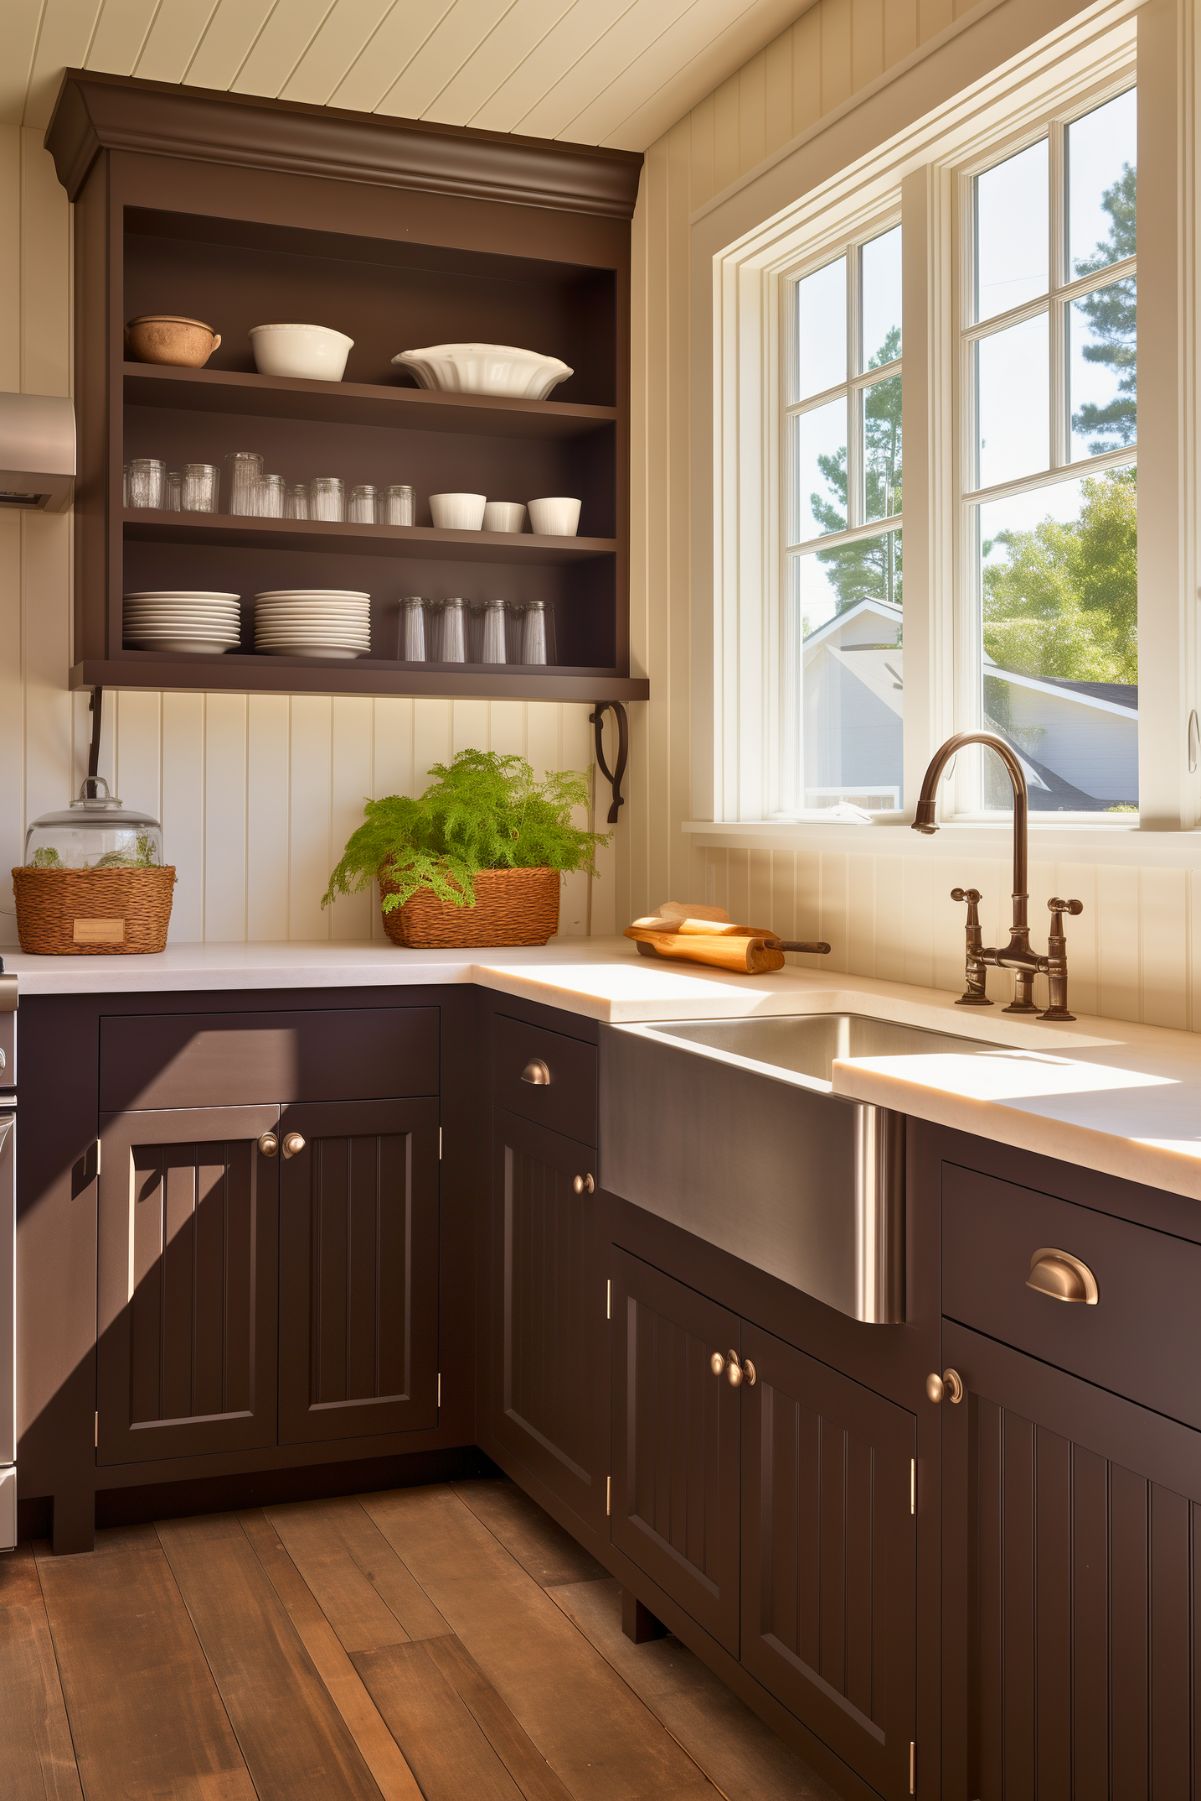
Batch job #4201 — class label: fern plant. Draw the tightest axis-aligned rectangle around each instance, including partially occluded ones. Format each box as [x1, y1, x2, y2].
[323, 749, 607, 913]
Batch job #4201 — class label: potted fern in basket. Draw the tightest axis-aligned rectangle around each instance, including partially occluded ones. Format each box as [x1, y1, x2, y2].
[323, 750, 607, 947]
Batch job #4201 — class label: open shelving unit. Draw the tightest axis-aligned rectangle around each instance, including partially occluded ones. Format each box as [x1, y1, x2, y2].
[47, 71, 647, 709]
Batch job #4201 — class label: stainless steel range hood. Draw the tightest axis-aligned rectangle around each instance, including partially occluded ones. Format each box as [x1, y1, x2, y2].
[0, 393, 75, 511]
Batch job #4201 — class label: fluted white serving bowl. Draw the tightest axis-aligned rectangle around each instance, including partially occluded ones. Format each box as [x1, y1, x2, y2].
[391, 342, 573, 401]
[528, 496, 582, 537]
[429, 492, 487, 531]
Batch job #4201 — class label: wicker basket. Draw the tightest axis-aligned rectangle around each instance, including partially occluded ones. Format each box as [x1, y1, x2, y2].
[379, 865, 560, 948]
[11, 865, 176, 955]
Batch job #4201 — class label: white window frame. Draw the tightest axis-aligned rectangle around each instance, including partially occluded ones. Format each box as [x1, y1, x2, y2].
[689, 0, 1199, 859]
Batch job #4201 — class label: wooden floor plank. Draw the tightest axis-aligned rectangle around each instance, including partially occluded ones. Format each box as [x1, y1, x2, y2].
[552, 1578, 841, 1801]
[0, 1545, 83, 1801]
[156, 1513, 385, 1801]
[264, 1495, 451, 1651]
[239, 1510, 424, 1801]
[34, 1526, 255, 1801]
[361, 1486, 721, 1801]
[453, 1478, 609, 1588]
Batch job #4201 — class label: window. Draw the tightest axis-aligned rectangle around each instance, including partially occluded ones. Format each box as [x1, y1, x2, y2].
[959, 86, 1138, 815]
[782, 224, 904, 813]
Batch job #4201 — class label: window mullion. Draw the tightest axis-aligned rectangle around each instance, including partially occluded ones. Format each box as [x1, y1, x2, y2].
[1049, 119, 1068, 469]
[847, 247, 862, 528]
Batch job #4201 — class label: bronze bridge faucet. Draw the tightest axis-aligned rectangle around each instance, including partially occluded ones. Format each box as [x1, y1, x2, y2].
[912, 731, 1083, 1021]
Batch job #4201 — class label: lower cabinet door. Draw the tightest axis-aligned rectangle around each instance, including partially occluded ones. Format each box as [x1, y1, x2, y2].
[610, 1248, 741, 1651]
[741, 1322, 917, 1801]
[487, 1109, 608, 1528]
[97, 1104, 281, 1464]
[278, 1098, 440, 1443]
[943, 1322, 1201, 1800]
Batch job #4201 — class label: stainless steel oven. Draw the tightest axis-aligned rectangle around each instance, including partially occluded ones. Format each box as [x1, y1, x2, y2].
[0, 966, 15, 1550]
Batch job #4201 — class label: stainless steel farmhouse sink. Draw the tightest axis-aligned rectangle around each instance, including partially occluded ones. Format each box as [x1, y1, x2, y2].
[599, 1012, 991, 1326]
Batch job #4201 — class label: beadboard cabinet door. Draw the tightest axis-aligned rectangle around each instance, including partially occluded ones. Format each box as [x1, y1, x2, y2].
[97, 1105, 281, 1464]
[278, 1098, 440, 1444]
[943, 1322, 1201, 1798]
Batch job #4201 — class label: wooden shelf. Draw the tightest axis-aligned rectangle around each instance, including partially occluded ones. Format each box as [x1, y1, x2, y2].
[124, 363, 618, 439]
[123, 510, 617, 565]
[71, 656, 649, 703]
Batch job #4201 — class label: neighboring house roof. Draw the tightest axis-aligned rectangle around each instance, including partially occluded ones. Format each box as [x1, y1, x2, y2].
[803, 596, 902, 650]
[1036, 676, 1139, 712]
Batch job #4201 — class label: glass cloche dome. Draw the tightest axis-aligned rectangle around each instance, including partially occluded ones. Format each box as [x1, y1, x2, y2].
[24, 778, 164, 870]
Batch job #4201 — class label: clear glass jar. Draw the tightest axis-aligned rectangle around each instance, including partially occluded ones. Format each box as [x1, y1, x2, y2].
[165, 468, 182, 511]
[127, 457, 165, 510]
[256, 472, 285, 518]
[480, 598, 508, 664]
[521, 599, 549, 665]
[181, 462, 218, 512]
[309, 476, 344, 522]
[384, 483, 415, 526]
[349, 483, 377, 525]
[284, 481, 309, 519]
[400, 596, 427, 660]
[437, 598, 467, 663]
[225, 450, 262, 516]
[23, 777, 164, 870]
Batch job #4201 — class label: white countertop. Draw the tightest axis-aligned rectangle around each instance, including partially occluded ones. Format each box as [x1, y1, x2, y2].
[6, 937, 1201, 1201]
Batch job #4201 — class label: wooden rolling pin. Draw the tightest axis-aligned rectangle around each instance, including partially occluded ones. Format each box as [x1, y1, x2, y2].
[626, 907, 831, 975]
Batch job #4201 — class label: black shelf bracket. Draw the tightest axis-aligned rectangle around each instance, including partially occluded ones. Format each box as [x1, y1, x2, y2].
[589, 700, 629, 826]
[86, 684, 105, 787]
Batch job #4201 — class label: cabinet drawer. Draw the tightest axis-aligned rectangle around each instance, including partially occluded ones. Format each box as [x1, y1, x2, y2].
[100, 1007, 438, 1110]
[492, 1013, 596, 1145]
[943, 1163, 1201, 1430]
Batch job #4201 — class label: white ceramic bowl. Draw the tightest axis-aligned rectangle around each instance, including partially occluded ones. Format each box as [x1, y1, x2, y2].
[429, 491, 487, 531]
[391, 343, 573, 401]
[528, 496, 582, 537]
[483, 501, 527, 533]
[249, 324, 353, 382]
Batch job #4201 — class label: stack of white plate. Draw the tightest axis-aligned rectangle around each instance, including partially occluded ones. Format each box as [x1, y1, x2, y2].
[124, 591, 241, 654]
[253, 589, 371, 659]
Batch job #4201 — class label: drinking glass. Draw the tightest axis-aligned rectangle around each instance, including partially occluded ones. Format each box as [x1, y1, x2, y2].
[349, 483, 377, 524]
[438, 598, 467, 663]
[521, 599, 548, 665]
[126, 457, 165, 510]
[309, 476, 344, 522]
[400, 596, 427, 660]
[165, 468, 182, 511]
[284, 482, 309, 519]
[480, 598, 508, 664]
[225, 451, 263, 516]
[181, 462, 218, 512]
[256, 473, 284, 518]
[384, 484, 415, 526]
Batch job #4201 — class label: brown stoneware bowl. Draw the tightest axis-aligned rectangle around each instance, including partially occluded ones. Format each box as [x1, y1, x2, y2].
[126, 315, 221, 367]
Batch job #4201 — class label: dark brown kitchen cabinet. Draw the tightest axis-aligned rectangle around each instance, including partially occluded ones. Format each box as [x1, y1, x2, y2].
[485, 1107, 608, 1530]
[278, 1098, 440, 1444]
[942, 1321, 1201, 1798]
[96, 1104, 280, 1464]
[741, 1322, 917, 1801]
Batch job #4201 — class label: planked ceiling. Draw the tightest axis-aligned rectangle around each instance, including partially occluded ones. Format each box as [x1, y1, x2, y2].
[4, 0, 814, 151]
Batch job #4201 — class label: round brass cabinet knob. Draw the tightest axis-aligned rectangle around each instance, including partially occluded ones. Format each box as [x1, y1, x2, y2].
[709, 1351, 727, 1378]
[926, 1368, 965, 1406]
[726, 1350, 744, 1388]
[258, 1132, 279, 1158]
[572, 1172, 596, 1195]
[282, 1132, 307, 1159]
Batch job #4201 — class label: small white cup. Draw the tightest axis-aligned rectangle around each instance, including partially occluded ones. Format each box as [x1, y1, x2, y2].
[430, 491, 487, 531]
[528, 496, 582, 537]
[483, 500, 527, 534]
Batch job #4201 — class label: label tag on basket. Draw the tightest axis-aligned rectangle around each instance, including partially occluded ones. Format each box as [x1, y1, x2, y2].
[73, 917, 125, 945]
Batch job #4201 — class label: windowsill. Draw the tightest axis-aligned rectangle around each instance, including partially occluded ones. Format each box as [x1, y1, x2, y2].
[682, 817, 1201, 867]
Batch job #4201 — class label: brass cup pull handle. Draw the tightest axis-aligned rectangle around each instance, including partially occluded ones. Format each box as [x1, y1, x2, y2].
[709, 1351, 727, 1378]
[926, 1368, 965, 1405]
[258, 1131, 279, 1158]
[1026, 1247, 1098, 1305]
[521, 1059, 551, 1086]
[572, 1172, 596, 1196]
[282, 1131, 307, 1159]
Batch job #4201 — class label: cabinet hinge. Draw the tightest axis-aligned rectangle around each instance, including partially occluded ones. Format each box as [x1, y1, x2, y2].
[909, 1740, 916, 1795]
[605, 1278, 611, 1320]
[438, 1125, 443, 1161]
[93, 1411, 99, 1450]
[436, 1372, 442, 1409]
[605, 1475, 612, 1518]
[910, 1457, 916, 1515]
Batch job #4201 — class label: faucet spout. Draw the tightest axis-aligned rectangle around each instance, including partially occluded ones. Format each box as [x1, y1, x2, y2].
[911, 731, 1028, 914]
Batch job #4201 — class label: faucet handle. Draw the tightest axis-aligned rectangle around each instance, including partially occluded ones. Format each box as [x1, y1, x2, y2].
[1048, 897, 1084, 918]
[950, 887, 993, 1007]
[950, 886, 982, 907]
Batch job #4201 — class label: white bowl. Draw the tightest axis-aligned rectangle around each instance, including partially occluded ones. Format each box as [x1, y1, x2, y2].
[528, 496, 582, 537]
[391, 343, 573, 401]
[250, 324, 353, 382]
[483, 501, 527, 533]
[429, 492, 486, 531]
